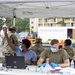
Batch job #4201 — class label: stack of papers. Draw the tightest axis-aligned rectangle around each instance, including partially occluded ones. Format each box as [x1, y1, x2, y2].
[60, 67, 75, 75]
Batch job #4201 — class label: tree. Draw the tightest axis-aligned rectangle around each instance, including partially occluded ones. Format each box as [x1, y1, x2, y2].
[6, 17, 13, 26]
[57, 20, 65, 26]
[0, 17, 11, 30]
[0, 19, 4, 30]
[15, 18, 30, 32]
[0, 17, 30, 32]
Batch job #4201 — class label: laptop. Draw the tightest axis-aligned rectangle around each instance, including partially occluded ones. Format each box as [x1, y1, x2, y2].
[5, 56, 27, 69]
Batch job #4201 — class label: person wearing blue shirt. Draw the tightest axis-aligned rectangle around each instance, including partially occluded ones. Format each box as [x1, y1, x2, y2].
[2, 26, 37, 65]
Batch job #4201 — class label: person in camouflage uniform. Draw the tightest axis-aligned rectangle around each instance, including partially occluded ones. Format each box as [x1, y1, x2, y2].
[63, 39, 75, 63]
[30, 38, 45, 58]
[37, 39, 70, 68]
[2, 26, 19, 56]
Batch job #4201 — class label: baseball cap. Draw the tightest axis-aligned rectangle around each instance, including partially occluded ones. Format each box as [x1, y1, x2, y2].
[36, 38, 42, 43]
[9, 26, 16, 31]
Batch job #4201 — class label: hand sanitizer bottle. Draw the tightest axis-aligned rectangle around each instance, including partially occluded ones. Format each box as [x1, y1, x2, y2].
[44, 58, 50, 74]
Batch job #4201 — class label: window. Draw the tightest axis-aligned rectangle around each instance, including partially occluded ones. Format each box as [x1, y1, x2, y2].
[72, 18, 75, 21]
[71, 23, 73, 26]
[64, 23, 66, 26]
[39, 19, 42, 21]
[31, 22, 34, 24]
[45, 19, 48, 22]
[51, 23, 53, 26]
[38, 24, 42, 26]
[54, 18, 56, 22]
[31, 26, 34, 28]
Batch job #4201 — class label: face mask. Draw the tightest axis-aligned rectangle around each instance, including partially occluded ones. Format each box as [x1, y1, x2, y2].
[19, 46, 22, 51]
[14, 32, 16, 35]
[51, 48, 57, 52]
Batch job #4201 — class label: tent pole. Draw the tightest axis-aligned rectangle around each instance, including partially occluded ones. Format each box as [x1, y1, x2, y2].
[13, 17, 15, 26]
[13, 8, 16, 26]
[30, 25, 31, 34]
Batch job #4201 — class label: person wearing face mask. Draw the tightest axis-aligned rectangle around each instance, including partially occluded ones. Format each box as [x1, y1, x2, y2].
[2, 26, 37, 65]
[37, 39, 70, 68]
[30, 38, 45, 59]
[2, 26, 19, 56]
[63, 39, 75, 64]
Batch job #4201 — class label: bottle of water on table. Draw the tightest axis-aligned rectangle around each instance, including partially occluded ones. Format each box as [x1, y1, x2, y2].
[70, 60, 74, 68]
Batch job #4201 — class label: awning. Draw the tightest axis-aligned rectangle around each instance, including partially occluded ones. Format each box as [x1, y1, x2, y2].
[0, 0, 75, 18]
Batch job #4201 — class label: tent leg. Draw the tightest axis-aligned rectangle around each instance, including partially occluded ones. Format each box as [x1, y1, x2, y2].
[13, 18, 15, 26]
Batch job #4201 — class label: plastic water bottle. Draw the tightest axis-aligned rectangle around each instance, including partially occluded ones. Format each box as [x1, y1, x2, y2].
[70, 60, 74, 68]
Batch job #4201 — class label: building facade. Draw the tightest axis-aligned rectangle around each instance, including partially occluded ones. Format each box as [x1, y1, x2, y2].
[30, 18, 75, 39]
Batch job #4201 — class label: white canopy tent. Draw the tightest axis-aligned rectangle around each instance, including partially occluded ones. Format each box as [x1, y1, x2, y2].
[0, 0, 75, 18]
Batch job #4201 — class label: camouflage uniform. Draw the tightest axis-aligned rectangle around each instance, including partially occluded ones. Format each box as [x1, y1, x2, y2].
[63, 46, 74, 60]
[40, 49, 69, 63]
[30, 38, 45, 58]
[2, 26, 19, 56]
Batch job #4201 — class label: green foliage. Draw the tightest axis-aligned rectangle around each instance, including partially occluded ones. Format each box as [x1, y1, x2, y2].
[0, 17, 30, 32]
[0, 19, 4, 30]
[6, 17, 13, 26]
[57, 20, 64, 26]
[31, 29, 34, 34]
[0, 17, 7, 30]
[0, 17, 13, 30]
[15, 18, 30, 33]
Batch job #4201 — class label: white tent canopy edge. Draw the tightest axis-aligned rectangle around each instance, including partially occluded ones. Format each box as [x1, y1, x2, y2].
[0, 0, 75, 3]
[0, 0, 75, 18]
